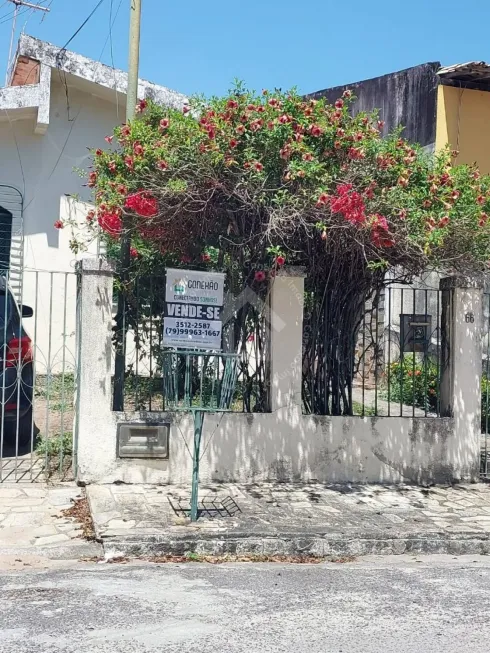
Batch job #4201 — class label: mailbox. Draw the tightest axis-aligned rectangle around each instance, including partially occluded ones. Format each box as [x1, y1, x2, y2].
[400, 314, 432, 353]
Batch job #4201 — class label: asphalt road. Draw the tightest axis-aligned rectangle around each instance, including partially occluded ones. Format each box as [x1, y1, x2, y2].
[1, 555, 490, 652]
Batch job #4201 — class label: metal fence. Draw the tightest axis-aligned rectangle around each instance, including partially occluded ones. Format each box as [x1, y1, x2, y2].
[482, 293, 490, 478]
[0, 270, 78, 482]
[303, 285, 443, 417]
[113, 275, 270, 413]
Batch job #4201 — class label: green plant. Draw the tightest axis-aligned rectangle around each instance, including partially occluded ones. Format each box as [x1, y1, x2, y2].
[35, 433, 73, 458]
[387, 355, 439, 412]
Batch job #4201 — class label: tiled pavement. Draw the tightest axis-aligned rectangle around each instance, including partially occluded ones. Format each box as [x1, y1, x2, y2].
[87, 482, 490, 557]
[0, 484, 101, 560]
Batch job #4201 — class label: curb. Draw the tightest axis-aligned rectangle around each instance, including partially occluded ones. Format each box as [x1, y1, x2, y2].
[0, 541, 103, 560]
[100, 532, 490, 558]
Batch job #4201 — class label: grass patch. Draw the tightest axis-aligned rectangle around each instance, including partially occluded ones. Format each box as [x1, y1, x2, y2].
[35, 432, 73, 457]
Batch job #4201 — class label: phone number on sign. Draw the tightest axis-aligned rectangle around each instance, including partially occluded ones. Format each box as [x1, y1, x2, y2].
[165, 327, 221, 337]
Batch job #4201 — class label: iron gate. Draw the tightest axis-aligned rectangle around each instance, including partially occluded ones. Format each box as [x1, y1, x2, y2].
[482, 293, 490, 478]
[0, 269, 78, 482]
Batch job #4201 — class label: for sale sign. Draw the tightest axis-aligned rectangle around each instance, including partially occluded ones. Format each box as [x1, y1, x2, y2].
[163, 268, 225, 350]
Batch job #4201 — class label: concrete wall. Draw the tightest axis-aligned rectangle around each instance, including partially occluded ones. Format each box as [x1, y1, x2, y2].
[436, 85, 490, 173]
[76, 261, 482, 486]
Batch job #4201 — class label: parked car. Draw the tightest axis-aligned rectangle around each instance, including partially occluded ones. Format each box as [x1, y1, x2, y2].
[0, 276, 34, 446]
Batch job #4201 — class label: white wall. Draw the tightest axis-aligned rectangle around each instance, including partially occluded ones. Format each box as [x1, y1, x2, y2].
[0, 80, 121, 371]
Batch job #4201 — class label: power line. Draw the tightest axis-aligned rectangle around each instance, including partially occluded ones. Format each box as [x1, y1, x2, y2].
[57, 0, 106, 54]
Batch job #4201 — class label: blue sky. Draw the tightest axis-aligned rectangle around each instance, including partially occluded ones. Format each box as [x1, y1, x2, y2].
[0, 0, 488, 97]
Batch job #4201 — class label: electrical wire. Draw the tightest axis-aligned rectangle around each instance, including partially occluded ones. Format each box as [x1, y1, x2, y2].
[57, 0, 107, 54]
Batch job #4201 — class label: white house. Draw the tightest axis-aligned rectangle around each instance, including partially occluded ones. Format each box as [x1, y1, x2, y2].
[0, 34, 186, 373]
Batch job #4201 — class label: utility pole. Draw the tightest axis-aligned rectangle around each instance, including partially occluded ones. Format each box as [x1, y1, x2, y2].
[6, 0, 50, 85]
[113, 0, 143, 410]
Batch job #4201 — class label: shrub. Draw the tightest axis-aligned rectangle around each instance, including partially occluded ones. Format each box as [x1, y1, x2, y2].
[387, 356, 439, 412]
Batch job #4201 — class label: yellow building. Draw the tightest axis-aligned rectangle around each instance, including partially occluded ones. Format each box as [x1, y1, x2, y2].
[436, 63, 490, 174]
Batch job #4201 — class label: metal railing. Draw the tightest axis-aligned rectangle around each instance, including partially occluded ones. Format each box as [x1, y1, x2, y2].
[303, 285, 443, 417]
[0, 270, 77, 482]
[481, 292, 490, 478]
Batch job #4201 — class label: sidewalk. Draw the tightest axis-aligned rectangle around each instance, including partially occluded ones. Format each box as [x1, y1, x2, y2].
[0, 484, 102, 564]
[87, 482, 490, 557]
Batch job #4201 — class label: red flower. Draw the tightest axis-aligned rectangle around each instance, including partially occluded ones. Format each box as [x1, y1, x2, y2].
[254, 161, 263, 172]
[309, 124, 323, 137]
[316, 193, 329, 206]
[182, 105, 190, 114]
[439, 216, 450, 227]
[88, 171, 97, 188]
[159, 118, 170, 131]
[125, 156, 134, 170]
[54, 220, 63, 229]
[330, 185, 366, 225]
[267, 120, 275, 130]
[276, 255, 285, 266]
[278, 114, 291, 124]
[86, 210, 95, 222]
[125, 192, 158, 218]
[244, 162, 251, 169]
[342, 89, 352, 98]
[157, 160, 168, 170]
[130, 247, 139, 258]
[247, 104, 256, 111]
[477, 195, 485, 205]
[250, 119, 264, 132]
[348, 147, 364, 160]
[399, 209, 407, 220]
[136, 99, 148, 113]
[207, 127, 216, 140]
[104, 135, 114, 144]
[98, 212, 122, 237]
[108, 161, 117, 173]
[451, 190, 460, 201]
[279, 146, 292, 160]
[227, 99, 239, 109]
[254, 270, 266, 282]
[117, 184, 127, 195]
[229, 138, 239, 148]
[377, 120, 385, 129]
[303, 153, 313, 161]
[236, 124, 245, 135]
[257, 106, 265, 113]
[268, 98, 280, 108]
[201, 253, 211, 262]
[334, 99, 344, 109]
[133, 142, 144, 156]
[95, 148, 103, 156]
[336, 128, 345, 137]
[120, 124, 131, 138]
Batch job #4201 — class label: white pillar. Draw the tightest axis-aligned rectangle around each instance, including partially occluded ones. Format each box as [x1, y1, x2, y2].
[75, 258, 115, 482]
[269, 266, 306, 412]
[440, 275, 483, 480]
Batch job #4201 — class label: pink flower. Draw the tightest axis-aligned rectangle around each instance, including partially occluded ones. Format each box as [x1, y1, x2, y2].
[236, 124, 245, 135]
[117, 184, 127, 195]
[124, 156, 134, 170]
[159, 118, 170, 131]
[247, 104, 256, 111]
[276, 255, 285, 266]
[54, 220, 63, 229]
[227, 99, 239, 109]
[229, 138, 239, 148]
[120, 124, 131, 138]
[130, 247, 139, 258]
[451, 190, 460, 201]
[202, 253, 211, 262]
[136, 99, 148, 113]
[303, 153, 313, 161]
[278, 114, 291, 124]
[86, 210, 95, 222]
[377, 120, 385, 129]
[250, 119, 264, 132]
[104, 135, 114, 144]
[316, 193, 329, 206]
[254, 270, 266, 282]
[342, 89, 352, 98]
[157, 160, 168, 170]
[309, 124, 323, 137]
[254, 161, 263, 172]
[182, 105, 190, 114]
[335, 99, 344, 109]
[133, 142, 144, 156]
[439, 216, 450, 227]
[88, 171, 97, 188]
[268, 98, 280, 108]
[108, 161, 117, 173]
[95, 148, 103, 156]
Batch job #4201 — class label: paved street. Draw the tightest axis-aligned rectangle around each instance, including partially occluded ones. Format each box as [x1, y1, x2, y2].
[1, 556, 490, 652]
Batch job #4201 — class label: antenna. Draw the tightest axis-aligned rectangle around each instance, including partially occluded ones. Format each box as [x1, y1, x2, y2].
[5, 0, 51, 85]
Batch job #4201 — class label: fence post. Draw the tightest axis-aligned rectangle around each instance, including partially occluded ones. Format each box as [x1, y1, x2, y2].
[440, 275, 483, 480]
[270, 266, 306, 412]
[75, 258, 114, 482]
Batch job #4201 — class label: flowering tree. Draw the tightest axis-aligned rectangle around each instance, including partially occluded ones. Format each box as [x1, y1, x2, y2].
[62, 84, 490, 414]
